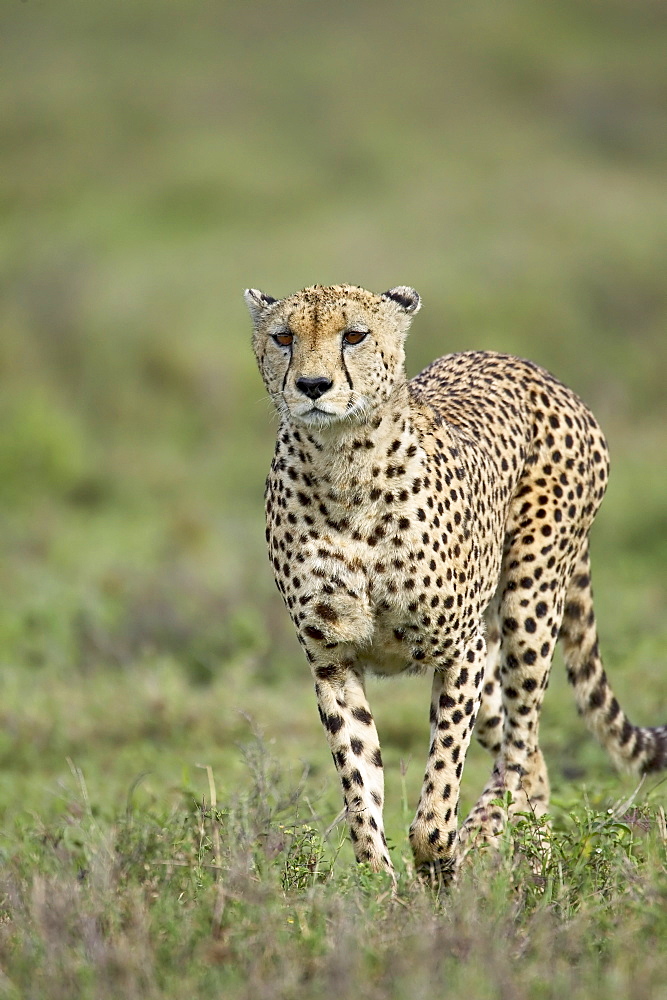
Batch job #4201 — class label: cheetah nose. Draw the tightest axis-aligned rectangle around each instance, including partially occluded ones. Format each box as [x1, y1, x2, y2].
[295, 376, 333, 400]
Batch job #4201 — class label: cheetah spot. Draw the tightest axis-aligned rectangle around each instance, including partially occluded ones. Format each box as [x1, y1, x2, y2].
[315, 602, 339, 623]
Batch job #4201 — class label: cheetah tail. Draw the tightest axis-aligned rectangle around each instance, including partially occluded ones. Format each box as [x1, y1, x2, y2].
[559, 545, 667, 775]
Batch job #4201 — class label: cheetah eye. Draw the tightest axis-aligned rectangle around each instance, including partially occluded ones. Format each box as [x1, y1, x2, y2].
[272, 331, 293, 348]
[343, 330, 368, 346]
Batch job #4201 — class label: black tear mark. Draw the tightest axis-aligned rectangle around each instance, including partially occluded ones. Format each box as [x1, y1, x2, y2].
[281, 344, 293, 391]
[341, 341, 353, 389]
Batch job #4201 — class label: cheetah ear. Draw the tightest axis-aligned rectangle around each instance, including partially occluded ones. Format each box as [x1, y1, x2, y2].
[381, 286, 421, 315]
[244, 288, 279, 324]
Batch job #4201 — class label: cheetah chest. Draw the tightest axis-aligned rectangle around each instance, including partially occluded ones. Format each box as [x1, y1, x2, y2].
[270, 495, 489, 676]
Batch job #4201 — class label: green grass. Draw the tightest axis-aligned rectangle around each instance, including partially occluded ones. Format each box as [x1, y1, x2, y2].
[1, 743, 666, 999]
[1, 0, 666, 996]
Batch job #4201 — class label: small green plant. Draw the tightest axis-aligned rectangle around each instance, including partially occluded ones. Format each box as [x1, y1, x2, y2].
[279, 823, 330, 891]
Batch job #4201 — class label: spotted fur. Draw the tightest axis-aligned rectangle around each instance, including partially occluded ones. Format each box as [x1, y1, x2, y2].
[245, 283, 667, 879]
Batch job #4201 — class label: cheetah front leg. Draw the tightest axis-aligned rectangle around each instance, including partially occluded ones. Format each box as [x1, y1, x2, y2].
[312, 663, 393, 875]
[409, 629, 486, 880]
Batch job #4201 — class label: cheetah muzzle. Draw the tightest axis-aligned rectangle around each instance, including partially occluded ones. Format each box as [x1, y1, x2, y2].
[245, 282, 667, 881]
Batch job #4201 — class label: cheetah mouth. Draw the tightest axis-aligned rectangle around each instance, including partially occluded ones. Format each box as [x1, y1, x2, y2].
[293, 403, 342, 426]
[290, 394, 369, 427]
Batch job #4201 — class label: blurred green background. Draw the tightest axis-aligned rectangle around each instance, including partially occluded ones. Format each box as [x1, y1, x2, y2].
[1, 0, 666, 844]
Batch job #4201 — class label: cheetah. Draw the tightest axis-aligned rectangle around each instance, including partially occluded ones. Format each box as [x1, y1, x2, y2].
[245, 282, 667, 880]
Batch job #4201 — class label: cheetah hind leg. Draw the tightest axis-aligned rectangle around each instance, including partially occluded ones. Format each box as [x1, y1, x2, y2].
[455, 750, 553, 877]
[473, 599, 504, 760]
[457, 604, 552, 872]
[475, 599, 551, 817]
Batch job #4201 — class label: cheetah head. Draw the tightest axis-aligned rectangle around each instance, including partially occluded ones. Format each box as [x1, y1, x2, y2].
[245, 283, 421, 429]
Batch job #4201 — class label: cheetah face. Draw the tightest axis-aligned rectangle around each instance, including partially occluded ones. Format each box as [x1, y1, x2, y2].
[245, 284, 421, 429]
